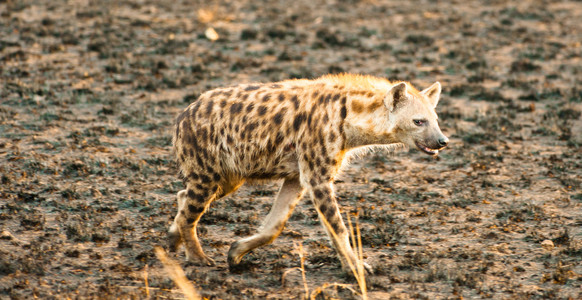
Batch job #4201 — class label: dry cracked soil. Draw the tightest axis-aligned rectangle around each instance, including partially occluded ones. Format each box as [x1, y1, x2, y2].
[1, 0, 582, 299]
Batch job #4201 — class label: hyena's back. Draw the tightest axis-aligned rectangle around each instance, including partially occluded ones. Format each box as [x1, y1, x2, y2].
[173, 80, 344, 183]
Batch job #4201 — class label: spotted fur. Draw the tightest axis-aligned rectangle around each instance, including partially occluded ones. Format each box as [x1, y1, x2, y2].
[168, 73, 448, 271]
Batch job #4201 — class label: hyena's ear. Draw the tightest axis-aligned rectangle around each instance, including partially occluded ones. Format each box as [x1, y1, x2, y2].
[384, 82, 408, 112]
[421, 81, 441, 108]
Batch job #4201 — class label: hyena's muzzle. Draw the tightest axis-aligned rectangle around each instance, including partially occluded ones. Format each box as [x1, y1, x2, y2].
[415, 128, 448, 156]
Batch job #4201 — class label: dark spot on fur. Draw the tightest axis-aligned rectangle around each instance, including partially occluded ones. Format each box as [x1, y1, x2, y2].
[351, 100, 364, 113]
[332, 94, 340, 101]
[262, 94, 271, 102]
[275, 132, 284, 144]
[200, 127, 209, 142]
[245, 85, 260, 91]
[175, 125, 181, 140]
[206, 100, 214, 114]
[187, 189, 196, 199]
[320, 167, 328, 178]
[291, 95, 299, 109]
[213, 172, 221, 181]
[308, 159, 315, 171]
[312, 91, 319, 99]
[189, 173, 200, 180]
[324, 206, 335, 221]
[220, 99, 227, 108]
[367, 100, 382, 112]
[209, 125, 216, 143]
[230, 102, 243, 115]
[278, 93, 285, 101]
[258, 105, 268, 116]
[189, 205, 205, 214]
[311, 116, 319, 129]
[241, 93, 249, 101]
[319, 203, 329, 215]
[314, 188, 324, 199]
[196, 155, 205, 168]
[329, 131, 336, 142]
[331, 220, 343, 234]
[187, 217, 195, 224]
[273, 111, 285, 125]
[197, 193, 207, 203]
[340, 106, 347, 119]
[176, 110, 188, 126]
[200, 174, 211, 183]
[245, 122, 258, 134]
[293, 113, 306, 131]
[324, 94, 331, 103]
[190, 102, 202, 118]
[246, 103, 254, 113]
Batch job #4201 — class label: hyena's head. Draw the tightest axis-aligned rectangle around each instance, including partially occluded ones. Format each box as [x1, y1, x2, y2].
[385, 82, 448, 156]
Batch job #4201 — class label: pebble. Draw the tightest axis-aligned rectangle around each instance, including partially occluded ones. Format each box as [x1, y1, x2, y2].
[541, 239, 554, 250]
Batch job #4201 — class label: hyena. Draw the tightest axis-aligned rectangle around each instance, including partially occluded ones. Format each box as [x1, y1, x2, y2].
[169, 74, 448, 272]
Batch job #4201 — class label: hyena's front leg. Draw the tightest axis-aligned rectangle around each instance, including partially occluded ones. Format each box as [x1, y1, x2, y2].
[308, 181, 373, 274]
[228, 177, 304, 270]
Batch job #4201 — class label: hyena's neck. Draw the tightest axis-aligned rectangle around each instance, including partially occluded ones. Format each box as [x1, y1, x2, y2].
[342, 93, 400, 149]
[343, 123, 400, 149]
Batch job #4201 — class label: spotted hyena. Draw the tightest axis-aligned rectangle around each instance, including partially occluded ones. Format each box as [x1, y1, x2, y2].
[169, 74, 448, 272]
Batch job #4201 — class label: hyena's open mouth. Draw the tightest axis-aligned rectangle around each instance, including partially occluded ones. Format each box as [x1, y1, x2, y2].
[415, 141, 441, 156]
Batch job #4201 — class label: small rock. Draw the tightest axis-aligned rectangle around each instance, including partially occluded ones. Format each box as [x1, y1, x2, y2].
[0, 230, 14, 240]
[541, 239, 554, 250]
[205, 27, 219, 41]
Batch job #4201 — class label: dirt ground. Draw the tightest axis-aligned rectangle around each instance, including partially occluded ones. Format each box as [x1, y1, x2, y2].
[1, 0, 581, 299]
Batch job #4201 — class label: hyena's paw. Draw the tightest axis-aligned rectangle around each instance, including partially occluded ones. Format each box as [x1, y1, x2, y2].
[341, 261, 374, 276]
[363, 262, 374, 275]
[185, 253, 216, 267]
[227, 241, 250, 272]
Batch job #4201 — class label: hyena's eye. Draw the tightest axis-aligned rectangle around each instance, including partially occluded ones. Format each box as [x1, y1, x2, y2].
[413, 119, 427, 126]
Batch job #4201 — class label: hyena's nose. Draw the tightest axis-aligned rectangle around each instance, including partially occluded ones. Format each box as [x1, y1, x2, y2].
[438, 137, 449, 148]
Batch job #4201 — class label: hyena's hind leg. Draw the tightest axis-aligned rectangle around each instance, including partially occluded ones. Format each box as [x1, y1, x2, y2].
[228, 177, 304, 270]
[168, 190, 187, 252]
[170, 178, 221, 266]
[168, 176, 245, 265]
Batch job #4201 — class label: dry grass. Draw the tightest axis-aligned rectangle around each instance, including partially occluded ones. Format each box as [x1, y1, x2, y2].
[281, 212, 368, 299]
[313, 208, 368, 300]
[154, 246, 201, 300]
